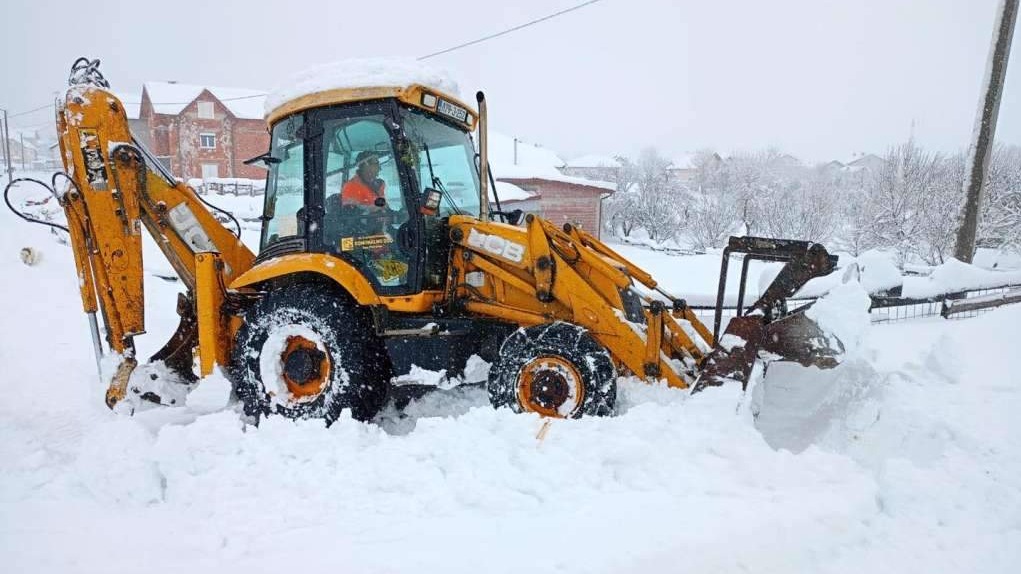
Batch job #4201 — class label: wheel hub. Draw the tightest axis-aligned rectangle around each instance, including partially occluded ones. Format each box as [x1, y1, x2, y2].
[529, 371, 570, 411]
[280, 336, 330, 399]
[517, 356, 584, 418]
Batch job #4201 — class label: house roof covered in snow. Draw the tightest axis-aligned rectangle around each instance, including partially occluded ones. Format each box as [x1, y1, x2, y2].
[143, 81, 267, 119]
[490, 180, 536, 203]
[486, 132, 565, 173]
[115, 92, 141, 119]
[844, 153, 885, 171]
[566, 154, 621, 168]
[486, 132, 614, 191]
[669, 152, 697, 170]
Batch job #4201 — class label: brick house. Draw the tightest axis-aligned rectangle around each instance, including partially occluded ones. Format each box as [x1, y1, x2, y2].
[488, 133, 615, 238]
[495, 174, 615, 237]
[134, 82, 268, 180]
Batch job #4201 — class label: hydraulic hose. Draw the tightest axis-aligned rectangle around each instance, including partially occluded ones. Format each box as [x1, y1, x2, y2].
[3, 177, 70, 233]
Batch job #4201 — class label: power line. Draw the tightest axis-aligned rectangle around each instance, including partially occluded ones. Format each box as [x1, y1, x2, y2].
[122, 93, 267, 105]
[10, 1, 603, 116]
[8, 92, 267, 120]
[8, 104, 51, 119]
[417, 0, 603, 60]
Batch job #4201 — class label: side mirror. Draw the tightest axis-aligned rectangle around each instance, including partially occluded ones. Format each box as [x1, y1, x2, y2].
[420, 188, 442, 215]
[243, 152, 281, 169]
[490, 209, 523, 225]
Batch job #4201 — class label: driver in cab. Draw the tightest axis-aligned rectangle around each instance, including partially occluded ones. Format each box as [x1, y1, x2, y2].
[341, 150, 387, 212]
[324, 150, 408, 285]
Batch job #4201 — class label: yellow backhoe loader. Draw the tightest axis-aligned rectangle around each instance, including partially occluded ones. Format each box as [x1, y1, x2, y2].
[6, 58, 842, 423]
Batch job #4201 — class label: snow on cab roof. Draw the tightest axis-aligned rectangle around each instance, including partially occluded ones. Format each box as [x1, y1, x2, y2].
[143, 81, 267, 119]
[264, 58, 461, 116]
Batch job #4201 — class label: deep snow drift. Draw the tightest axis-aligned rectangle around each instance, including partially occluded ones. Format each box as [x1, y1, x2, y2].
[1, 177, 1020, 573]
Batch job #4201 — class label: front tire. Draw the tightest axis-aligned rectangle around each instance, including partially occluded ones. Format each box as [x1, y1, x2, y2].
[230, 282, 391, 424]
[488, 322, 616, 418]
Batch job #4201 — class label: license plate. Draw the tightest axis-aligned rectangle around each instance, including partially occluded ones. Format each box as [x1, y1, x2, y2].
[437, 99, 468, 122]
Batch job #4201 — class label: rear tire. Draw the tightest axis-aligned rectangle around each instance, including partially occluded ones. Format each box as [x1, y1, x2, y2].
[230, 282, 391, 424]
[488, 322, 616, 418]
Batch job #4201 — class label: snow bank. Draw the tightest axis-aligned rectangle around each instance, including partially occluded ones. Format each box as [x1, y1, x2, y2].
[265, 58, 461, 115]
[805, 266, 872, 356]
[903, 257, 1021, 298]
[185, 369, 233, 414]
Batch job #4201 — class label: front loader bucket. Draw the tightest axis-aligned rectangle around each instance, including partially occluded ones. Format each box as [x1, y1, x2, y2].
[692, 237, 842, 393]
[760, 306, 842, 369]
[691, 307, 843, 392]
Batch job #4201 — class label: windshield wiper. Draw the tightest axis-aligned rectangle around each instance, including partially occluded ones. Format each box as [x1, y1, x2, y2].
[422, 142, 464, 216]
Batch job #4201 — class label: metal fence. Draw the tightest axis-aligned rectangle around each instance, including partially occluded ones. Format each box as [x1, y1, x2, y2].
[688, 284, 1021, 327]
[870, 284, 1021, 323]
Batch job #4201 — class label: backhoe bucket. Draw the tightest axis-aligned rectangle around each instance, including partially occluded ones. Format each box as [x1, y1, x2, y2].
[692, 237, 842, 393]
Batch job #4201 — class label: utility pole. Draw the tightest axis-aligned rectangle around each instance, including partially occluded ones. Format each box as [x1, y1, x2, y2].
[1, 108, 12, 184]
[953, 0, 1018, 263]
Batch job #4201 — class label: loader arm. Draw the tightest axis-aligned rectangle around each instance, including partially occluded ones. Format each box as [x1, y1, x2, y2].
[55, 65, 255, 405]
[447, 214, 716, 388]
[447, 215, 840, 390]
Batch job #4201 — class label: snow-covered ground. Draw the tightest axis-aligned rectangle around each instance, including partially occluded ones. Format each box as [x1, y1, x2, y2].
[2, 176, 1020, 573]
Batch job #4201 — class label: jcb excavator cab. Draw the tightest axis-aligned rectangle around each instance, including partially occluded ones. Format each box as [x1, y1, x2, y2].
[255, 88, 481, 293]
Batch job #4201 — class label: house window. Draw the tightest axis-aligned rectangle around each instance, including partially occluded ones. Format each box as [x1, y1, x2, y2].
[197, 101, 214, 119]
[199, 133, 216, 149]
[201, 163, 219, 179]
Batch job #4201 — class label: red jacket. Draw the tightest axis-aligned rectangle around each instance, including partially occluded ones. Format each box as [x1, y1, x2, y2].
[341, 176, 385, 206]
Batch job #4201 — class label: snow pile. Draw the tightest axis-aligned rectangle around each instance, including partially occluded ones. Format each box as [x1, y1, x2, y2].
[759, 251, 902, 301]
[265, 58, 461, 115]
[805, 266, 872, 355]
[855, 251, 903, 294]
[185, 369, 233, 414]
[903, 257, 1021, 298]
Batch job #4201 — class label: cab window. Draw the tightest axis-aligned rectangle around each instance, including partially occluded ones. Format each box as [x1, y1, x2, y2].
[261, 116, 305, 249]
[321, 115, 411, 287]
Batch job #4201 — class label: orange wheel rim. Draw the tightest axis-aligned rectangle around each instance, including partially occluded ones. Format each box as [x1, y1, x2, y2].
[280, 336, 331, 400]
[517, 356, 584, 418]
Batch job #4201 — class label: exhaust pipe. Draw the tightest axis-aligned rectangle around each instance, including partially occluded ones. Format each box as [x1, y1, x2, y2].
[476, 91, 489, 221]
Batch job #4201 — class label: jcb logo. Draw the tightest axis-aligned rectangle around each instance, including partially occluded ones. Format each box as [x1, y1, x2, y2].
[467, 229, 525, 263]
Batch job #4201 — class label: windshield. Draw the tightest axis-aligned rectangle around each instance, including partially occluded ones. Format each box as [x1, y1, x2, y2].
[399, 107, 481, 218]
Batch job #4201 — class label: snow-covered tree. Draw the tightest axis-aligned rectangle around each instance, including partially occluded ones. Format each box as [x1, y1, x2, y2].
[980, 144, 1021, 252]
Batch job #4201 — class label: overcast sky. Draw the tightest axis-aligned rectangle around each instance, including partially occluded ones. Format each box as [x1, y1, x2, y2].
[3, 0, 1018, 163]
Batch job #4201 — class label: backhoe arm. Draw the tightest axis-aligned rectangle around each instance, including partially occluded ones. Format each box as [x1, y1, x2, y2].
[55, 63, 255, 405]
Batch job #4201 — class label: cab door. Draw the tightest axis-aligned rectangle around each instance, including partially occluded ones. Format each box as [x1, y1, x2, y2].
[307, 102, 423, 296]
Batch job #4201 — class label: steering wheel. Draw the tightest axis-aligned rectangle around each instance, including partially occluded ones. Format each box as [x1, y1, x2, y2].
[394, 220, 414, 256]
